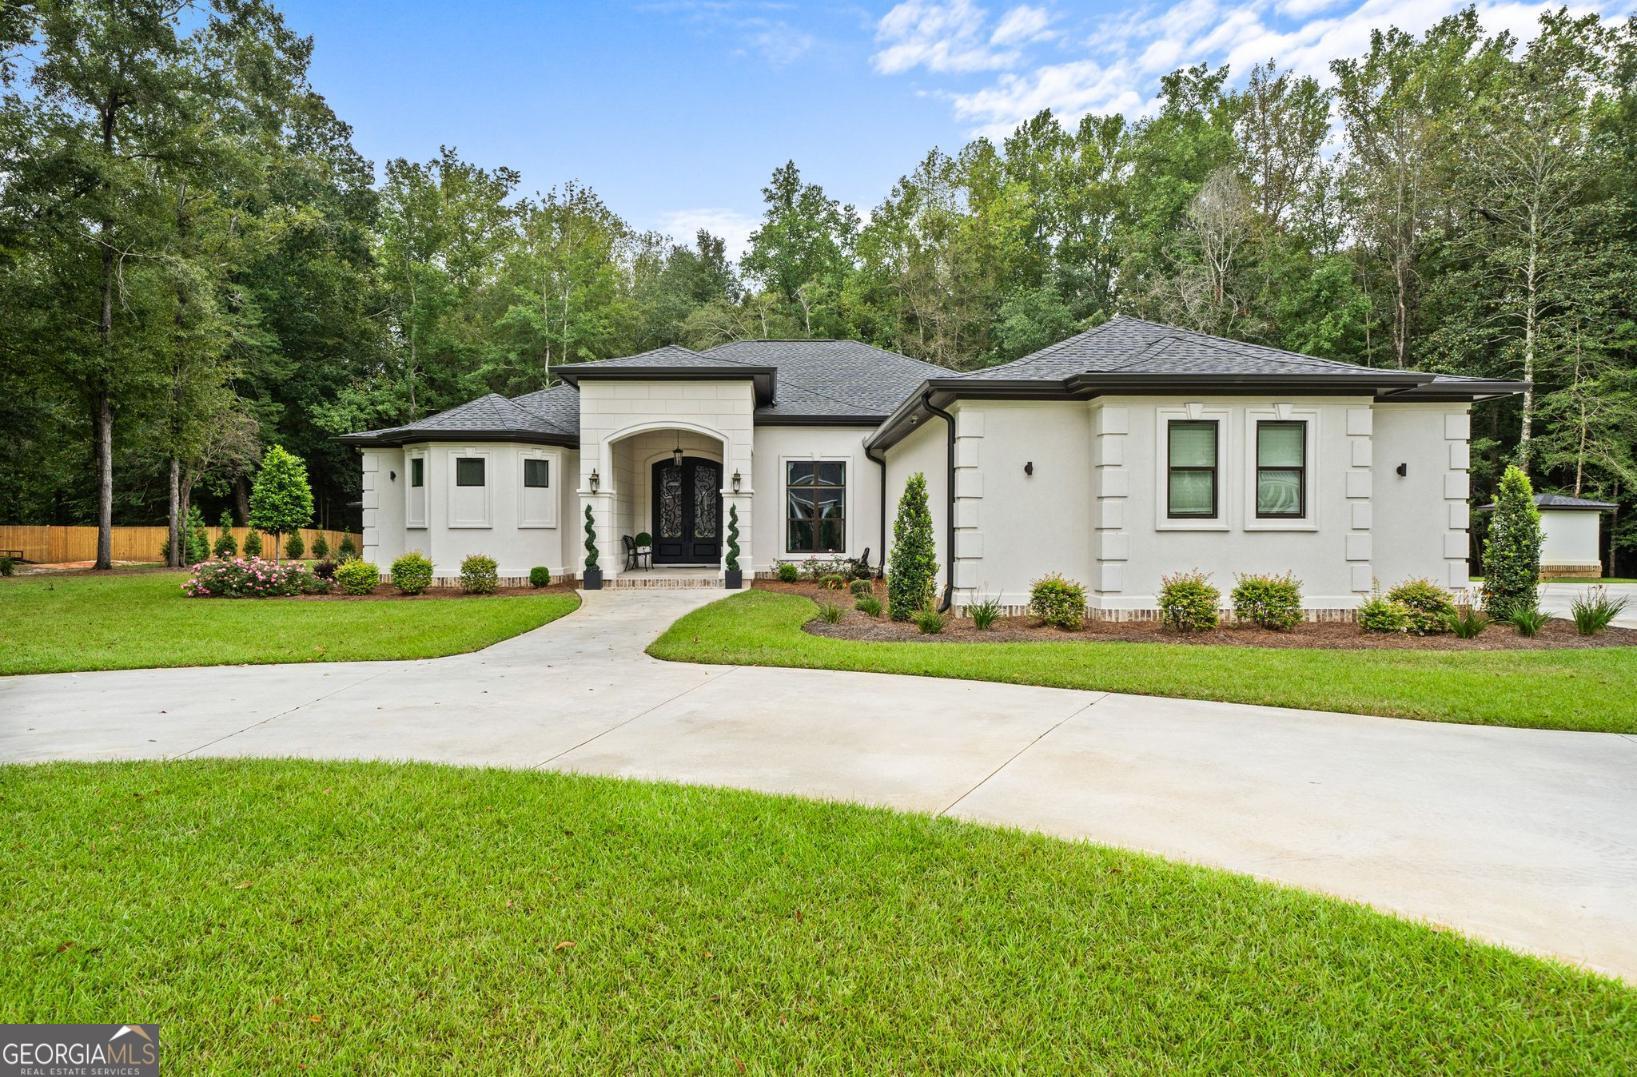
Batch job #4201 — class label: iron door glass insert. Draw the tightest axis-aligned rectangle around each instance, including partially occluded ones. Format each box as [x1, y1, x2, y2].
[651, 457, 722, 564]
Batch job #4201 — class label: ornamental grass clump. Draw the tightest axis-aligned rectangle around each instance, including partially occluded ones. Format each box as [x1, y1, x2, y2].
[1447, 606, 1489, 639]
[1230, 573, 1303, 630]
[912, 605, 946, 634]
[1510, 607, 1549, 637]
[1571, 587, 1627, 636]
[817, 601, 844, 624]
[334, 559, 380, 596]
[968, 595, 1002, 630]
[391, 552, 434, 596]
[1028, 574, 1086, 630]
[854, 595, 882, 617]
[182, 557, 312, 599]
[460, 554, 499, 595]
[1159, 571, 1220, 632]
[1386, 578, 1456, 635]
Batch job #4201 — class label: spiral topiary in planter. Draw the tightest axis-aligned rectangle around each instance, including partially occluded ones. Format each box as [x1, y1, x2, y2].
[724, 504, 742, 589]
[582, 503, 602, 590]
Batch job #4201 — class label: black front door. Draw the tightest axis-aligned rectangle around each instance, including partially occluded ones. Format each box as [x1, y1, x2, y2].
[652, 457, 722, 564]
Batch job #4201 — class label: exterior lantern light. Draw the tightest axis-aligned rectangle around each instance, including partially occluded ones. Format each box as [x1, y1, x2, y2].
[589, 468, 600, 492]
[672, 442, 684, 467]
[731, 469, 742, 493]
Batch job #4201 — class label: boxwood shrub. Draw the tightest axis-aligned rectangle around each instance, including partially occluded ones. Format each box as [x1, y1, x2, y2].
[334, 559, 380, 596]
[391, 552, 434, 595]
[776, 562, 800, 583]
[1159, 571, 1220, 632]
[1231, 572, 1303, 630]
[460, 554, 499, 595]
[1028, 573, 1086, 630]
[529, 566, 551, 588]
[1358, 594, 1410, 633]
[1385, 578, 1455, 635]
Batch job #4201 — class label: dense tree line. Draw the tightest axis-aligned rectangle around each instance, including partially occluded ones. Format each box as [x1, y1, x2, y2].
[3, 3, 1634, 571]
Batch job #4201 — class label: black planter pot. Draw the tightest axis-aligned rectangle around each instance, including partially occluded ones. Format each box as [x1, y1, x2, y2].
[582, 566, 603, 590]
[724, 568, 743, 590]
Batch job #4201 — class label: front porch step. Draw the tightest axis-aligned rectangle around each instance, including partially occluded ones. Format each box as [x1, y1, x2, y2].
[601, 575, 724, 589]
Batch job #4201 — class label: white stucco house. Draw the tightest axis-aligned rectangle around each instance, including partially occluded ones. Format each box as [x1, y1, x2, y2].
[343, 316, 1523, 616]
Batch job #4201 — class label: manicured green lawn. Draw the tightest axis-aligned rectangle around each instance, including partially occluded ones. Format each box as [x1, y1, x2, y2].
[649, 590, 1637, 733]
[0, 571, 578, 675]
[2, 760, 1630, 1070]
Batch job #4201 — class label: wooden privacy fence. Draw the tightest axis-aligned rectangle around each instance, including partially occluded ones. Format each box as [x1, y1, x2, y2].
[0, 525, 362, 564]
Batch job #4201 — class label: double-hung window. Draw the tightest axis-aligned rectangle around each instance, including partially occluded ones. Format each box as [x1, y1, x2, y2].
[1255, 421, 1306, 518]
[786, 461, 845, 553]
[1167, 420, 1218, 518]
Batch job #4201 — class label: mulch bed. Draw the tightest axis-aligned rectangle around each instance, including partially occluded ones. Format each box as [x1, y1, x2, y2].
[289, 583, 579, 602]
[759, 580, 1637, 651]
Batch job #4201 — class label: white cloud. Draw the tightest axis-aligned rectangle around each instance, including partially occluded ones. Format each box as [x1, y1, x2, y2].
[872, 0, 1024, 74]
[658, 208, 761, 262]
[991, 5, 1057, 45]
[907, 0, 1634, 137]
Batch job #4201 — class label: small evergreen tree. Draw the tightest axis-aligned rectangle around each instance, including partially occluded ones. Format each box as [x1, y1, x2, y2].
[284, 531, 305, 560]
[1482, 465, 1542, 620]
[213, 509, 237, 559]
[184, 505, 211, 565]
[583, 504, 599, 571]
[242, 529, 263, 558]
[725, 504, 740, 572]
[311, 533, 329, 559]
[338, 534, 357, 560]
[248, 445, 314, 564]
[888, 472, 938, 621]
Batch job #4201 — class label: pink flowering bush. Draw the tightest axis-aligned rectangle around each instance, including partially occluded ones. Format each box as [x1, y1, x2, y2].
[182, 557, 320, 598]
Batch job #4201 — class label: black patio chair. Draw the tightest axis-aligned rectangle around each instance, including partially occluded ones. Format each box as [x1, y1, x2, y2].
[623, 534, 652, 572]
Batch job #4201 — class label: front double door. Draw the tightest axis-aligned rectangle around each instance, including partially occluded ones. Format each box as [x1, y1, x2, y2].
[651, 457, 722, 564]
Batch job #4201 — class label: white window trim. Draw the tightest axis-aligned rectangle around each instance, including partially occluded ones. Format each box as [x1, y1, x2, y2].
[1154, 405, 1231, 531]
[1243, 406, 1320, 531]
[517, 448, 559, 529]
[405, 448, 428, 529]
[448, 447, 493, 529]
[779, 453, 852, 558]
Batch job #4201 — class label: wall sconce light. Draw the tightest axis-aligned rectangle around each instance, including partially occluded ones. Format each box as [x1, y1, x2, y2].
[1396, 463, 1408, 477]
[589, 468, 600, 492]
[389, 470, 396, 482]
[1024, 461, 1034, 476]
[731, 469, 742, 493]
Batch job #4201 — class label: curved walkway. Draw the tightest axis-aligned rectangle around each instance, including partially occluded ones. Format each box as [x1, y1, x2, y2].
[3, 589, 1635, 982]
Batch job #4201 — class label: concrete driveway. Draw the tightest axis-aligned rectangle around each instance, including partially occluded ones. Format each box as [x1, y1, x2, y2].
[4, 589, 1635, 983]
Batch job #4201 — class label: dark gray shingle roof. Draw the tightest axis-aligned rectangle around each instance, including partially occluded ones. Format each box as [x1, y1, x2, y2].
[704, 339, 947, 418]
[552, 344, 737, 372]
[343, 392, 570, 445]
[962, 314, 1387, 381]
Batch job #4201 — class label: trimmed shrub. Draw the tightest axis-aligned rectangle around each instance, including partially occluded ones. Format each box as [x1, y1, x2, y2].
[337, 534, 357, 560]
[214, 510, 237, 560]
[310, 534, 330, 560]
[912, 605, 946, 634]
[968, 596, 1002, 630]
[182, 557, 313, 598]
[460, 554, 499, 595]
[1029, 574, 1086, 630]
[1510, 607, 1548, 638]
[334, 559, 379, 596]
[391, 552, 434, 595]
[854, 595, 882, 617]
[1231, 572, 1303, 630]
[529, 566, 551, 588]
[312, 558, 338, 581]
[1159, 571, 1220, 632]
[1358, 595, 1410, 633]
[849, 578, 873, 598]
[1386, 578, 1455, 635]
[242, 530, 263, 558]
[888, 472, 938, 621]
[725, 506, 740, 574]
[0, 556, 14, 577]
[817, 601, 844, 624]
[1571, 586, 1627, 635]
[1481, 466, 1542, 621]
[284, 531, 305, 560]
[777, 562, 800, 583]
[582, 505, 598, 573]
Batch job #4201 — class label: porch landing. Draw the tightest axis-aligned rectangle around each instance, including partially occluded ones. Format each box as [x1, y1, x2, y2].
[602, 566, 724, 589]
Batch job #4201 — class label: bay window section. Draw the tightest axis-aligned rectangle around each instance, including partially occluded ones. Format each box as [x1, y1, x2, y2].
[786, 461, 845, 553]
[1167, 421, 1218, 518]
[1256, 421, 1306, 518]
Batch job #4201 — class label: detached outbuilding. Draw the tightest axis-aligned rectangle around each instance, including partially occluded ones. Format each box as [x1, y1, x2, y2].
[1481, 492, 1616, 579]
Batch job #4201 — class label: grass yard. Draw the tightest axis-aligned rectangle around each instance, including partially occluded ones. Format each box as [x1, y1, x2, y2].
[2, 760, 1631, 1071]
[649, 590, 1637, 733]
[0, 571, 578, 675]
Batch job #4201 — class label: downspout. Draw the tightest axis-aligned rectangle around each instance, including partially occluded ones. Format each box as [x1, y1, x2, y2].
[922, 391, 956, 613]
[864, 443, 887, 580]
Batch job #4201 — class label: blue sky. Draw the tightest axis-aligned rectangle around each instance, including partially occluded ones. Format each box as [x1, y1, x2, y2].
[277, 0, 1632, 257]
